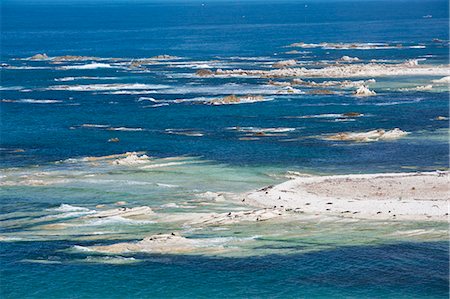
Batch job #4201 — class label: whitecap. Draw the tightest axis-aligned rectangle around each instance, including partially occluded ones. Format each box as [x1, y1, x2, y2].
[432, 76, 450, 84]
[144, 103, 170, 108]
[156, 183, 179, 188]
[47, 83, 169, 92]
[81, 256, 139, 265]
[59, 63, 113, 70]
[227, 127, 295, 133]
[104, 90, 158, 95]
[161, 203, 180, 208]
[54, 76, 118, 82]
[81, 124, 110, 128]
[49, 204, 90, 212]
[112, 153, 150, 165]
[165, 129, 204, 137]
[107, 127, 144, 132]
[2, 99, 62, 104]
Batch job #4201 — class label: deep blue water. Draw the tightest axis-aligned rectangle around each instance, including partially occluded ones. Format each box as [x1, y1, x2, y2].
[1, 241, 449, 298]
[1, 0, 449, 298]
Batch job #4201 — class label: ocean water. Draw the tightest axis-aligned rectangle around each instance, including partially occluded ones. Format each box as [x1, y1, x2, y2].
[0, 0, 449, 298]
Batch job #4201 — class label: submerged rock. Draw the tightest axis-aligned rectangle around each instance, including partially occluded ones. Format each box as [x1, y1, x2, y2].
[86, 233, 230, 255]
[308, 89, 335, 95]
[207, 95, 265, 105]
[267, 80, 291, 86]
[52, 55, 100, 62]
[273, 59, 297, 68]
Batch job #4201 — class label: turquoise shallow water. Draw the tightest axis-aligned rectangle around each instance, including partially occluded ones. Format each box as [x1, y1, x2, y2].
[1, 0, 449, 298]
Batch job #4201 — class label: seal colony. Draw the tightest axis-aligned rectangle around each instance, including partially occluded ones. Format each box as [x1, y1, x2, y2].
[244, 171, 449, 221]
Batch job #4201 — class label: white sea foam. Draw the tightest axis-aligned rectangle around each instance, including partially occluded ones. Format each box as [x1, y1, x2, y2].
[288, 42, 426, 50]
[140, 161, 191, 169]
[81, 124, 110, 128]
[165, 129, 204, 137]
[1, 99, 62, 104]
[354, 85, 376, 96]
[324, 128, 408, 142]
[49, 204, 90, 212]
[296, 113, 363, 119]
[0, 236, 24, 242]
[21, 259, 62, 264]
[138, 97, 158, 102]
[371, 99, 423, 106]
[112, 153, 151, 165]
[432, 76, 450, 84]
[0, 86, 24, 91]
[44, 210, 97, 219]
[3, 66, 52, 70]
[227, 127, 296, 133]
[72, 245, 94, 252]
[145, 103, 170, 108]
[171, 95, 274, 105]
[399, 85, 433, 92]
[59, 63, 113, 70]
[84, 216, 156, 226]
[47, 83, 169, 92]
[54, 76, 118, 82]
[107, 127, 144, 132]
[81, 256, 139, 265]
[105, 90, 158, 95]
[214, 61, 450, 79]
[339, 56, 360, 62]
[156, 183, 179, 188]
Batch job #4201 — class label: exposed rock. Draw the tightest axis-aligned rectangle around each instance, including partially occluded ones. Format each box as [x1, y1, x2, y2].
[435, 116, 449, 121]
[339, 56, 360, 62]
[325, 128, 408, 142]
[187, 208, 285, 226]
[83, 206, 154, 220]
[196, 69, 214, 77]
[342, 112, 362, 117]
[403, 59, 420, 67]
[432, 76, 450, 84]
[151, 55, 178, 60]
[272, 59, 297, 68]
[354, 85, 376, 96]
[206, 95, 265, 105]
[214, 60, 448, 79]
[267, 80, 291, 86]
[29, 53, 49, 60]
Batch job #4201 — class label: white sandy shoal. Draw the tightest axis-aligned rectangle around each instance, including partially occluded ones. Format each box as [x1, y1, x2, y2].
[244, 171, 449, 221]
